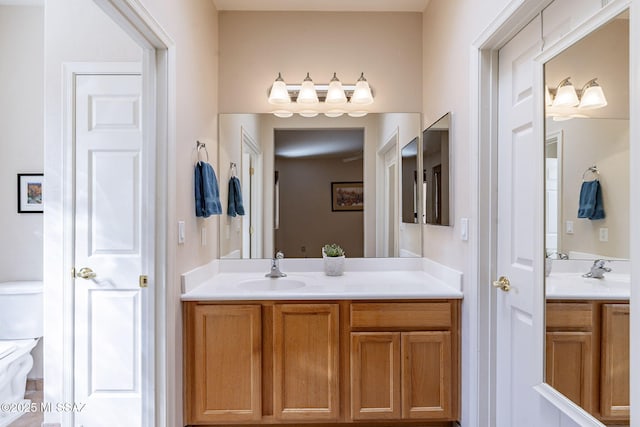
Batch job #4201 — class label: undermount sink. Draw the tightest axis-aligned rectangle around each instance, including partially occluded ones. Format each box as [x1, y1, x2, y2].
[236, 277, 306, 291]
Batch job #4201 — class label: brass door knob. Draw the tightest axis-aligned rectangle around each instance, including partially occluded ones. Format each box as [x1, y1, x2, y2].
[492, 276, 511, 292]
[76, 267, 97, 280]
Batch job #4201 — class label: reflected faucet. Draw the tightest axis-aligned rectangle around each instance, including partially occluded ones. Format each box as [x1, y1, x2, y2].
[582, 259, 611, 279]
[266, 251, 286, 278]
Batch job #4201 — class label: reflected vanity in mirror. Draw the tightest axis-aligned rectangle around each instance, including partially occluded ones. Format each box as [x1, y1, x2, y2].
[422, 113, 451, 225]
[218, 113, 422, 260]
[544, 12, 630, 425]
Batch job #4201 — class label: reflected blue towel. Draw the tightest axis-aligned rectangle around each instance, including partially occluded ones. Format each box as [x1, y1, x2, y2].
[227, 176, 245, 217]
[194, 162, 222, 218]
[577, 180, 605, 220]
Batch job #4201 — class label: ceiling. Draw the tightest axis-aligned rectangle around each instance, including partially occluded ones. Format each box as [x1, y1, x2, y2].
[212, 0, 430, 12]
[275, 129, 364, 159]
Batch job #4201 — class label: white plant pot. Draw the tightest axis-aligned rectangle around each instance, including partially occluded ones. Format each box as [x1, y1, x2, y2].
[323, 255, 345, 276]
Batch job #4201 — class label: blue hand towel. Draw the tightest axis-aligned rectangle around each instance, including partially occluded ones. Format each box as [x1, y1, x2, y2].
[227, 176, 245, 217]
[194, 162, 222, 218]
[577, 180, 605, 220]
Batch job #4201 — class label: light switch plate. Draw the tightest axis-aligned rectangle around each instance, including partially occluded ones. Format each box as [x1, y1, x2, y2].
[599, 227, 608, 242]
[566, 220, 574, 234]
[460, 218, 469, 241]
[178, 221, 185, 244]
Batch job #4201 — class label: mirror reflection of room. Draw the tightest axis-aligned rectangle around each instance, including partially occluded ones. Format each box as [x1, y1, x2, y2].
[544, 12, 629, 426]
[218, 113, 422, 260]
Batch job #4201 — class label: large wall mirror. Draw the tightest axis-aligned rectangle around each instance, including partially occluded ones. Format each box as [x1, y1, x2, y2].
[544, 12, 630, 425]
[218, 113, 422, 259]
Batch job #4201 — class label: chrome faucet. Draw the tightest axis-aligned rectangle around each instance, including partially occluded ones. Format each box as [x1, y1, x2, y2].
[265, 251, 286, 278]
[582, 259, 611, 279]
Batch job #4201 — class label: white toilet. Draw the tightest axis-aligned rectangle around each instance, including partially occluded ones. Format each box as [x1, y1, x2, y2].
[0, 281, 43, 427]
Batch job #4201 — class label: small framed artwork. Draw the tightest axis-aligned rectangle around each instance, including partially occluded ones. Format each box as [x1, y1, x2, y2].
[17, 173, 44, 213]
[331, 181, 364, 212]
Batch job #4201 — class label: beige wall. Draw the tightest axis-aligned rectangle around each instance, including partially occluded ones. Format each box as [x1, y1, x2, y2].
[421, 0, 510, 270]
[218, 11, 423, 113]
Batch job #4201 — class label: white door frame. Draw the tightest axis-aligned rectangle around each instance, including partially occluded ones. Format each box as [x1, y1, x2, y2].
[473, 0, 638, 426]
[89, 1, 176, 426]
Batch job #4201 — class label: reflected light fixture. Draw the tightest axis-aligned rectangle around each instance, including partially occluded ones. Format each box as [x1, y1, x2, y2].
[267, 72, 374, 118]
[551, 77, 579, 108]
[546, 76, 608, 121]
[578, 78, 608, 109]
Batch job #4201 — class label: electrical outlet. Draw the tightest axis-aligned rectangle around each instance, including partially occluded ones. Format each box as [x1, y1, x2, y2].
[178, 221, 185, 244]
[460, 218, 469, 241]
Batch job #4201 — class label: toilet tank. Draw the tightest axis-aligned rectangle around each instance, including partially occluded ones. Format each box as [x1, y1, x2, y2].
[0, 281, 43, 339]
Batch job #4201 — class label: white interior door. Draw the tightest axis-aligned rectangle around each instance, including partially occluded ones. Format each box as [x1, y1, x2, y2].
[73, 73, 147, 426]
[495, 15, 543, 427]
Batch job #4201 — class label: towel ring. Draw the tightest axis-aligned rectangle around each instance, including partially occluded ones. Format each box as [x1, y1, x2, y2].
[582, 165, 599, 181]
[195, 141, 209, 165]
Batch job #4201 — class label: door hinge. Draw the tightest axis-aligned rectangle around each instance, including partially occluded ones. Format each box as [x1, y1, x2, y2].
[249, 167, 255, 176]
[71, 267, 76, 278]
[139, 275, 149, 288]
[249, 226, 254, 235]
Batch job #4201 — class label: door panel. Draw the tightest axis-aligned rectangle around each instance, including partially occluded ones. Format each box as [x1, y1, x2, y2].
[74, 73, 144, 427]
[495, 15, 542, 427]
[273, 304, 339, 421]
[350, 332, 401, 420]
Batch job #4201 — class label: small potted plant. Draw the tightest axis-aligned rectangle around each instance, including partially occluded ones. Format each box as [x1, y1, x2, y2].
[322, 243, 346, 276]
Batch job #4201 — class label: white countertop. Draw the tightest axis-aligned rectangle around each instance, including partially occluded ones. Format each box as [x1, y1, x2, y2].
[181, 259, 464, 301]
[545, 272, 630, 301]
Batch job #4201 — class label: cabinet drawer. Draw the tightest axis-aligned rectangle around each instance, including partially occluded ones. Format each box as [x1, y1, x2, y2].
[546, 302, 593, 330]
[351, 302, 452, 330]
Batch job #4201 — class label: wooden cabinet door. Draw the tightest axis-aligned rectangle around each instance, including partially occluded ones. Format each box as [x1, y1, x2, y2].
[401, 331, 452, 419]
[273, 304, 339, 421]
[350, 332, 401, 420]
[601, 304, 630, 419]
[545, 331, 594, 412]
[187, 304, 262, 424]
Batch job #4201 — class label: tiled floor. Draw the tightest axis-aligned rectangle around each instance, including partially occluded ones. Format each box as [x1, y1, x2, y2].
[9, 389, 44, 427]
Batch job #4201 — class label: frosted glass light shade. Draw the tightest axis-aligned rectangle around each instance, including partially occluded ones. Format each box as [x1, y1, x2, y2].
[552, 78, 579, 108]
[579, 82, 607, 109]
[268, 73, 291, 105]
[351, 73, 373, 105]
[325, 73, 347, 104]
[297, 73, 319, 104]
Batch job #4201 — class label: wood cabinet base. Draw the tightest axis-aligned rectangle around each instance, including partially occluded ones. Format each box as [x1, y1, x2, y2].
[184, 300, 460, 426]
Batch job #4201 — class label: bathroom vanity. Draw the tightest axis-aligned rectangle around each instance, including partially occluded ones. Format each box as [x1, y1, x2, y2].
[545, 272, 630, 425]
[181, 263, 462, 426]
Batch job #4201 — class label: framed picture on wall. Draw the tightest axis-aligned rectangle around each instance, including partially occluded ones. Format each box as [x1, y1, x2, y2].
[331, 181, 363, 212]
[17, 173, 44, 213]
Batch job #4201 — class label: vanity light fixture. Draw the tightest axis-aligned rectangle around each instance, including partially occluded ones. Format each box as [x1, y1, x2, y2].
[551, 77, 580, 108]
[267, 72, 374, 118]
[578, 78, 608, 109]
[546, 77, 608, 120]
